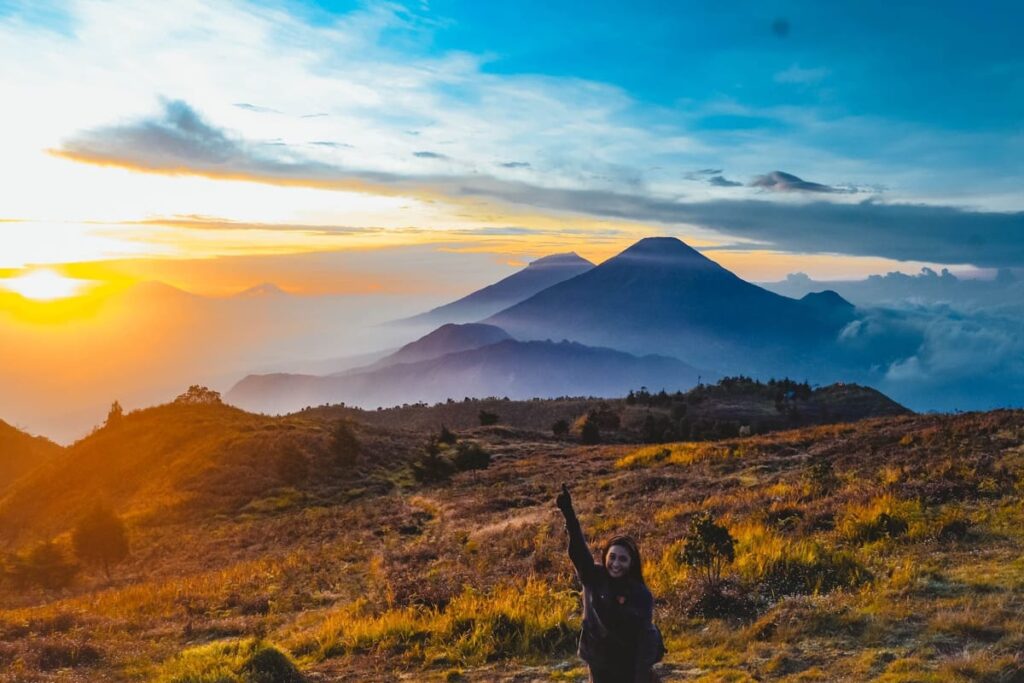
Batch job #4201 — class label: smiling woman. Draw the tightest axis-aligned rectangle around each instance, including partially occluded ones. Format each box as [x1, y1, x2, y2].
[0, 269, 93, 301]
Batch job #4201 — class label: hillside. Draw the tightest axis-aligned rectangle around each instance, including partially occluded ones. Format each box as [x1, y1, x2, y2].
[306, 377, 908, 439]
[0, 421, 62, 497]
[2, 406, 1024, 681]
[0, 400, 420, 547]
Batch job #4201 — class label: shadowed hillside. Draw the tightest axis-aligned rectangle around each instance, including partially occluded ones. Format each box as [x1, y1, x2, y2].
[0, 421, 62, 498]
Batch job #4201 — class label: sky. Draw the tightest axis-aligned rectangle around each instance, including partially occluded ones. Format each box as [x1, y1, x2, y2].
[1, 0, 1023, 440]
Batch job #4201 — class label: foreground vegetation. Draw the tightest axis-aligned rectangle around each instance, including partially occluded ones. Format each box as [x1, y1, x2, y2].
[1, 386, 1023, 680]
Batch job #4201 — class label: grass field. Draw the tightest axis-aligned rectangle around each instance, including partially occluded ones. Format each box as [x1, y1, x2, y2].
[1, 394, 1022, 681]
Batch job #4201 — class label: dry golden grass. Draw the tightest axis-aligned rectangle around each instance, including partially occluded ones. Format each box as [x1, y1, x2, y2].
[2, 403, 1024, 680]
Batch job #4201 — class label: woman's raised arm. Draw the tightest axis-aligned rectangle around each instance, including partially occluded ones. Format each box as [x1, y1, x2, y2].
[556, 484, 598, 585]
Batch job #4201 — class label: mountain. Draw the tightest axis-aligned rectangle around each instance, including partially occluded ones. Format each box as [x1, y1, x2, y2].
[226, 338, 704, 414]
[486, 237, 858, 377]
[234, 282, 290, 298]
[397, 252, 593, 325]
[342, 323, 512, 374]
[0, 420, 62, 497]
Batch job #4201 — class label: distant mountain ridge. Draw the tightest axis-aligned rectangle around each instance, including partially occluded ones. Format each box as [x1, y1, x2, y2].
[397, 252, 593, 326]
[342, 323, 512, 374]
[486, 237, 857, 377]
[227, 338, 704, 414]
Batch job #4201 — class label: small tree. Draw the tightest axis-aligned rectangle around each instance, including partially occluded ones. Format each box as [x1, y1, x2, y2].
[680, 512, 735, 590]
[331, 419, 361, 465]
[72, 505, 129, 579]
[105, 400, 124, 428]
[552, 419, 570, 438]
[478, 410, 499, 426]
[174, 385, 222, 405]
[580, 415, 601, 445]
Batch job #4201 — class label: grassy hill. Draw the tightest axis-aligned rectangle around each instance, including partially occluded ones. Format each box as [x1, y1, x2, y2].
[4, 394, 1024, 681]
[307, 378, 908, 440]
[0, 400, 419, 548]
[0, 420, 62, 498]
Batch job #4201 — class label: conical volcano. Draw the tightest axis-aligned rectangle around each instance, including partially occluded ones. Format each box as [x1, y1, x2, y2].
[486, 237, 854, 375]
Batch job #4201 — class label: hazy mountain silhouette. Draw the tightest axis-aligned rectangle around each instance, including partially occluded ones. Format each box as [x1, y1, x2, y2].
[227, 338, 704, 414]
[486, 237, 857, 376]
[234, 282, 290, 298]
[398, 252, 593, 325]
[342, 323, 512, 374]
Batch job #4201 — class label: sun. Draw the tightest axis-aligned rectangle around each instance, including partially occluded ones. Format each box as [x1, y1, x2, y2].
[0, 269, 93, 301]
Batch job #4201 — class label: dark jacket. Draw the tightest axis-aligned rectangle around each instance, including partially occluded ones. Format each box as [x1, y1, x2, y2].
[560, 504, 664, 682]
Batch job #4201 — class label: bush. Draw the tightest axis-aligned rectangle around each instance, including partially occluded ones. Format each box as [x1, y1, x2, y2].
[154, 638, 303, 683]
[478, 410, 500, 426]
[72, 504, 129, 578]
[679, 577, 756, 619]
[4, 541, 79, 590]
[452, 442, 491, 471]
[679, 512, 735, 590]
[411, 438, 456, 483]
[580, 416, 600, 445]
[331, 420, 361, 465]
[438, 425, 458, 445]
[174, 385, 222, 405]
[551, 419, 570, 438]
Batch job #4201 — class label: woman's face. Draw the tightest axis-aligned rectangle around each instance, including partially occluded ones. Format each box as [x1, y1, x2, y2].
[605, 544, 633, 578]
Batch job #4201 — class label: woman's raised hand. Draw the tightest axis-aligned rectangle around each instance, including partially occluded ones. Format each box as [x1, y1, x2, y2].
[555, 483, 574, 514]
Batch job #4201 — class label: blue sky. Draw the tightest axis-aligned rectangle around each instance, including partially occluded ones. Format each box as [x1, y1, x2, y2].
[0, 0, 1022, 281]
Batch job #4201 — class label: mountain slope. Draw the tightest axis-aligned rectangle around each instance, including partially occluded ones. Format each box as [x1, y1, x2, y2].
[486, 237, 857, 376]
[0, 402, 417, 545]
[0, 420, 63, 497]
[398, 252, 593, 325]
[227, 339, 704, 414]
[344, 323, 511, 374]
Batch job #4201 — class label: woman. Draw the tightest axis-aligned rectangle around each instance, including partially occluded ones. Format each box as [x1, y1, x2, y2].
[556, 483, 664, 683]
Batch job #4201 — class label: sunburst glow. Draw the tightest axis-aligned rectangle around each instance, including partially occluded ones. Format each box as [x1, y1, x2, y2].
[0, 269, 93, 301]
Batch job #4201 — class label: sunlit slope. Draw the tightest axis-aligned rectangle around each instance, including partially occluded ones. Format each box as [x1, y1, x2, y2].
[0, 420, 63, 497]
[0, 402, 411, 545]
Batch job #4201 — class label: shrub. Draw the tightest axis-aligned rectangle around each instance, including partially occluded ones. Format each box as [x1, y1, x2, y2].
[438, 425, 458, 445]
[679, 512, 735, 590]
[452, 441, 491, 471]
[154, 638, 303, 683]
[478, 410, 499, 426]
[72, 504, 129, 578]
[174, 385, 222, 405]
[802, 458, 839, 497]
[580, 416, 600, 445]
[551, 419, 570, 438]
[331, 420, 361, 465]
[411, 438, 456, 483]
[679, 577, 756, 619]
[4, 541, 79, 590]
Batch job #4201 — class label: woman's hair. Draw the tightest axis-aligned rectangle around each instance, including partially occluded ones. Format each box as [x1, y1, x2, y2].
[601, 534, 645, 585]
